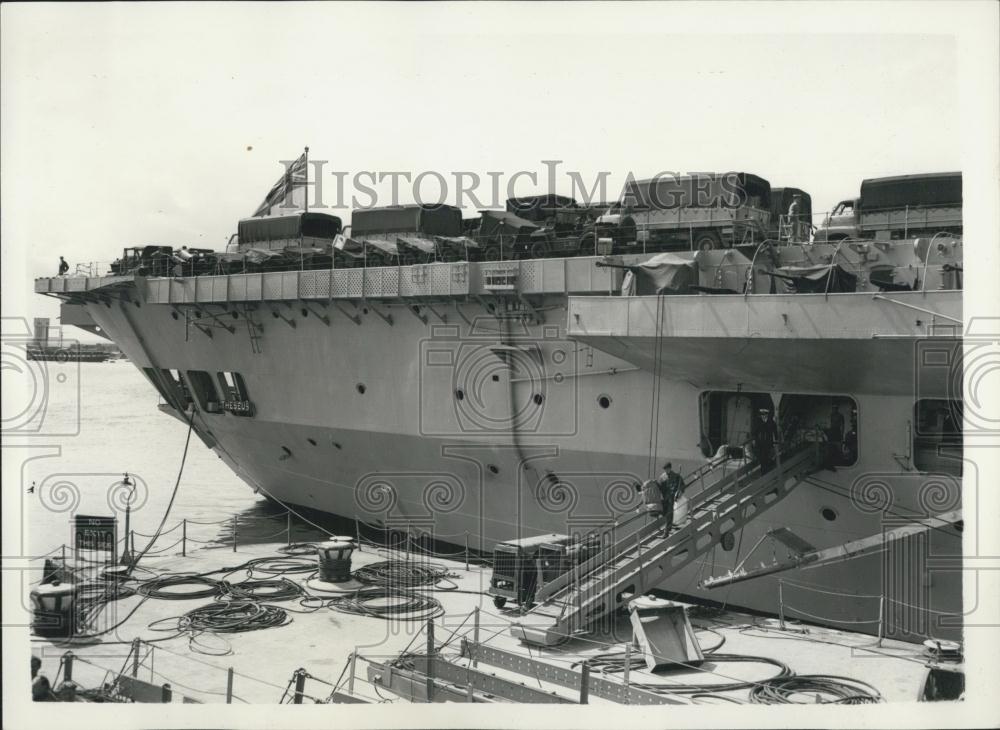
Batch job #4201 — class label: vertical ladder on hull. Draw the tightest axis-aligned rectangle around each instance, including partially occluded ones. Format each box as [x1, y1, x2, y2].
[510, 443, 820, 647]
[246, 311, 264, 354]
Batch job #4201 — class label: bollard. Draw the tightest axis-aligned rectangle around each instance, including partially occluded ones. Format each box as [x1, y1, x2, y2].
[161, 683, 172, 703]
[293, 669, 306, 704]
[286, 511, 292, 546]
[426, 620, 436, 702]
[130, 530, 136, 559]
[579, 661, 590, 704]
[61, 544, 67, 569]
[464, 533, 470, 572]
[181, 519, 187, 557]
[232, 515, 238, 553]
[226, 667, 234, 704]
[348, 650, 357, 695]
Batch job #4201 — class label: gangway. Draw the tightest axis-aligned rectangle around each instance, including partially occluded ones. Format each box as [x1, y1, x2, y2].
[510, 443, 820, 646]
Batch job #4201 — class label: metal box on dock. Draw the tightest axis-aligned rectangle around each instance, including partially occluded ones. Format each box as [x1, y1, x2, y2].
[489, 533, 571, 608]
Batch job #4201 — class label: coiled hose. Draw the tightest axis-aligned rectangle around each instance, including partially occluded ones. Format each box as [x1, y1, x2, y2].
[748, 675, 882, 704]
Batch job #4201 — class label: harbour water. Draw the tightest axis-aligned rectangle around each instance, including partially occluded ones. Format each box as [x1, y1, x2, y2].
[22, 361, 329, 557]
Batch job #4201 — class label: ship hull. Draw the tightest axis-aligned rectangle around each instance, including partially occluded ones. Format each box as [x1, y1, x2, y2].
[69, 280, 964, 642]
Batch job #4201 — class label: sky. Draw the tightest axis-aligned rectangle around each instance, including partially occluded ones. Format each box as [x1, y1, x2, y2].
[2, 2, 997, 333]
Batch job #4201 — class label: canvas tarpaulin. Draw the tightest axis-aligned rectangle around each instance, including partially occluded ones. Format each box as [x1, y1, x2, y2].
[621, 252, 698, 295]
[768, 264, 858, 293]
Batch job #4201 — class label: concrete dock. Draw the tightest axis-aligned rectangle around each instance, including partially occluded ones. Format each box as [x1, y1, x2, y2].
[30, 537, 935, 705]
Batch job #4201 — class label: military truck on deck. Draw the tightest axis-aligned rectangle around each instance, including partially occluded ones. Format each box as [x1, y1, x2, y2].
[350, 204, 476, 263]
[582, 172, 772, 253]
[814, 172, 962, 242]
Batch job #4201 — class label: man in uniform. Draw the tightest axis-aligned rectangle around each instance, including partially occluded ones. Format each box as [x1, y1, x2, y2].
[57, 256, 69, 276]
[751, 407, 779, 474]
[655, 462, 684, 537]
[827, 403, 846, 467]
[786, 193, 803, 241]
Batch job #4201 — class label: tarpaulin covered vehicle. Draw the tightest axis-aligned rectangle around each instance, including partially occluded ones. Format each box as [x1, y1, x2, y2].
[352, 204, 475, 263]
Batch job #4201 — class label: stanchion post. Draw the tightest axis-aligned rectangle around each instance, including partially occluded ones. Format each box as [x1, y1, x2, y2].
[464, 533, 470, 571]
[226, 667, 234, 704]
[61, 544, 66, 568]
[64, 652, 74, 683]
[472, 606, 480, 668]
[426, 619, 435, 702]
[132, 638, 141, 678]
[130, 530, 136, 559]
[579, 661, 590, 704]
[778, 580, 785, 630]
[355, 519, 361, 553]
[348, 650, 357, 695]
[293, 669, 306, 704]
[623, 643, 631, 696]
[232, 515, 238, 553]
[182, 519, 187, 557]
[877, 594, 885, 647]
[286, 511, 292, 546]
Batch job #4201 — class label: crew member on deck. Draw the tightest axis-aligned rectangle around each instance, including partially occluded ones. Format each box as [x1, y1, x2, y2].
[786, 193, 803, 240]
[752, 408, 778, 474]
[58, 256, 69, 276]
[656, 462, 684, 537]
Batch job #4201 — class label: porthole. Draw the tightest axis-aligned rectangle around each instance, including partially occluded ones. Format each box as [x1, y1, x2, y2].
[492, 374, 500, 382]
[721, 532, 735, 551]
[332, 441, 343, 450]
[820, 507, 838, 522]
[356, 383, 366, 395]
[301, 308, 309, 318]
[232, 311, 240, 319]
[533, 393, 544, 405]
[487, 464, 499, 475]
[362, 307, 369, 315]
[597, 395, 612, 409]
[307, 438, 317, 446]
[455, 389, 465, 401]
[171, 312, 179, 320]
[272, 311, 280, 318]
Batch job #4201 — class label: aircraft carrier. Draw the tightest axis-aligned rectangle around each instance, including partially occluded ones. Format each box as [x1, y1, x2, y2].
[35, 168, 965, 644]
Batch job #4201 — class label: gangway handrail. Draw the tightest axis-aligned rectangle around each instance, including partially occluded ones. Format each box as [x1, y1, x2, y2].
[518, 444, 819, 644]
[534, 446, 762, 605]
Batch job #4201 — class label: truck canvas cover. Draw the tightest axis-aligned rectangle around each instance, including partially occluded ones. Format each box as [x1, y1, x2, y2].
[860, 172, 962, 211]
[624, 173, 770, 211]
[238, 212, 342, 245]
[506, 195, 578, 223]
[352, 205, 463, 237]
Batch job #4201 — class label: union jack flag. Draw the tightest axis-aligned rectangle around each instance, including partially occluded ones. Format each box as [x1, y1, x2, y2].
[253, 151, 307, 217]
